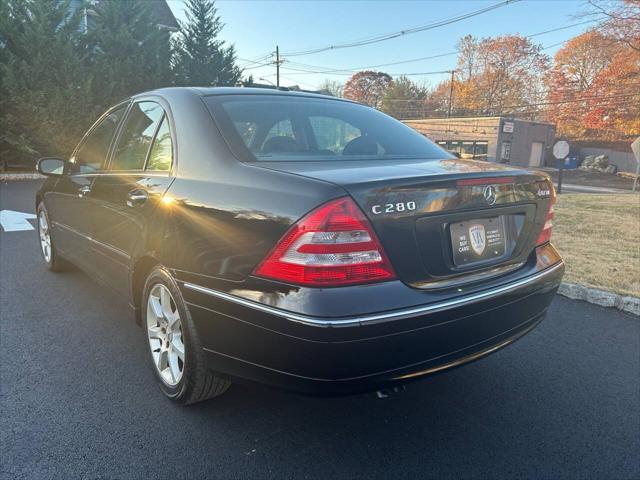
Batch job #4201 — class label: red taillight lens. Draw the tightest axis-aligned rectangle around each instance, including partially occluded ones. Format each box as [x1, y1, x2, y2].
[536, 183, 556, 245]
[254, 197, 396, 286]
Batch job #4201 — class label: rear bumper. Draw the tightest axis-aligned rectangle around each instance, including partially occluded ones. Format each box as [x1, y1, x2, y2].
[179, 260, 563, 396]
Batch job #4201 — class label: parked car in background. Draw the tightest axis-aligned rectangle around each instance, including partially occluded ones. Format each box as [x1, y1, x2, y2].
[35, 88, 564, 404]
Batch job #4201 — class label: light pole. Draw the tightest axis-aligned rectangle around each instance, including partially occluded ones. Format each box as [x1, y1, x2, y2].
[447, 70, 456, 118]
[259, 77, 276, 87]
[276, 46, 280, 88]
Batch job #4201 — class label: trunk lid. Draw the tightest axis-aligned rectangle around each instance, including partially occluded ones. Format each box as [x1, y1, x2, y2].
[255, 158, 554, 287]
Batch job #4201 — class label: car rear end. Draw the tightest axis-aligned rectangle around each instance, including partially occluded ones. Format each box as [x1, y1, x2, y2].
[181, 91, 564, 395]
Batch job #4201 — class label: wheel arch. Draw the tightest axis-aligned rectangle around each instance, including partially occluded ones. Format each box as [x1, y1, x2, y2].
[130, 255, 161, 325]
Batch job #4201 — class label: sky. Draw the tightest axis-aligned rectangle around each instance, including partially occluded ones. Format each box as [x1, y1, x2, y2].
[166, 0, 595, 90]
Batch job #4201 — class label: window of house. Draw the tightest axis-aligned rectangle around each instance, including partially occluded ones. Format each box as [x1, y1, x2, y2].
[461, 142, 475, 159]
[110, 102, 164, 171]
[436, 140, 489, 161]
[72, 105, 127, 173]
[473, 141, 488, 160]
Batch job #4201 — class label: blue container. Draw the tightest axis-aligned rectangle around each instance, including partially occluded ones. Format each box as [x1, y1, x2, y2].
[555, 156, 579, 169]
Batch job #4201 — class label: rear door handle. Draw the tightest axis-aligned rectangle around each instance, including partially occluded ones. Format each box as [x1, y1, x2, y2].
[78, 185, 91, 197]
[126, 189, 148, 208]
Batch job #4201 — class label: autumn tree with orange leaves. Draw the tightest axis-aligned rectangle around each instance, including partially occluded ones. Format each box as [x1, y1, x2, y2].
[545, 29, 640, 140]
[584, 0, 640, 52]
[431, 35, 549, 117]
[343, 71, 393, 108]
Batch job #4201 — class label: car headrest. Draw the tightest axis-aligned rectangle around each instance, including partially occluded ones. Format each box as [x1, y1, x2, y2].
[342, 136, 378, 156]
[262, 136, 301, 154]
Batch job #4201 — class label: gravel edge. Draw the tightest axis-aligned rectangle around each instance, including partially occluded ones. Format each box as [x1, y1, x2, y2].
[558, 282, 639, 316]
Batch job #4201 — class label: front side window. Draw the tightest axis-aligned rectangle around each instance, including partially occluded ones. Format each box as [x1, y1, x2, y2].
[72, 105, 127, 173]
[206, 95, 450, 162]
[111, 102, 164, 171]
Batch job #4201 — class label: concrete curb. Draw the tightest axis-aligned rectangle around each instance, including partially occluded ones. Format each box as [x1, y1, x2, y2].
[558, 282, 639, 316]
[0, 172, 45, 181]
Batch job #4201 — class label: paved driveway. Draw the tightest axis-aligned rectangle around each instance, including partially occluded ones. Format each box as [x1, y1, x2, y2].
[1, 180, 639, 479]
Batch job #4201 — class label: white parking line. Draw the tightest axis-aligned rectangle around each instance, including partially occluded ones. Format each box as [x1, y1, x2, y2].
[0, 210, 36, 232]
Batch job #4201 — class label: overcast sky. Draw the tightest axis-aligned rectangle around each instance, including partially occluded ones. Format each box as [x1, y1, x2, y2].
[167, 0, 594, 90]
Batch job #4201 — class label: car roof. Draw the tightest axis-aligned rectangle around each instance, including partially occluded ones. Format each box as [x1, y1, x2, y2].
[133, 86, 356, 104]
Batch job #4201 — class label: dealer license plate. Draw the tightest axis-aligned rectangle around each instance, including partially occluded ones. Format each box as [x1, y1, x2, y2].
[450, 217, 506, 267]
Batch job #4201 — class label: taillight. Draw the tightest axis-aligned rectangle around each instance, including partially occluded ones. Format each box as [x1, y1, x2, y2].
[536, 182, 556, 245]
[254, 197, 396, 286]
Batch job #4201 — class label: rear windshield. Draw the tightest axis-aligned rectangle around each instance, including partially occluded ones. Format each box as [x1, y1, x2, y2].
[205, 94, 451, 162]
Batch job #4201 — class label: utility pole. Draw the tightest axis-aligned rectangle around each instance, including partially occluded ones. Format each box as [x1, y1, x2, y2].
[275, 46, 280, 88]
[447, 70, 455, 118]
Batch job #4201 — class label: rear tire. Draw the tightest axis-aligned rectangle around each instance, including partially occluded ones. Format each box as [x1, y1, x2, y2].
[142, 266, 231, 405]
[36, 203, 71, 272]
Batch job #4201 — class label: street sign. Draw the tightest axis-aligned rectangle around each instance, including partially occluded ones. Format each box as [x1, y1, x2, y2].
[0, 210, 36, 232]
[552, 140, 570, 195]
[553, 140, 570, 160]
[502, 121, 514, 133]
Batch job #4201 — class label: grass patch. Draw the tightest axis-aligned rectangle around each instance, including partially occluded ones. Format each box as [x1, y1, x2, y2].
[553, 193, 640, 297]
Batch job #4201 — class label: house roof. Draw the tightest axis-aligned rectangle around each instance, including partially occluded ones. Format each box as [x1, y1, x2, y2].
[150, 0, 179, 30]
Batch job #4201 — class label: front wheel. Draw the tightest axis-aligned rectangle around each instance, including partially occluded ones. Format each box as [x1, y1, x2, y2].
[36, 203, 71, 272]
[142, 266, 230, 404]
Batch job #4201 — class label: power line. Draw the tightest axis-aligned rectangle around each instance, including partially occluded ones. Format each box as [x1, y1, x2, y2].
[281, 0, 519, 57]
[280, 65, 454, 76]
[272, 34, 598, 78]
[280, 19, 600, 75]
[237, 18, 602, 86]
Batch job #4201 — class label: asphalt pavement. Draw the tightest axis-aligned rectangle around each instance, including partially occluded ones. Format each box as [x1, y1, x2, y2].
[1, 180, 639, 480]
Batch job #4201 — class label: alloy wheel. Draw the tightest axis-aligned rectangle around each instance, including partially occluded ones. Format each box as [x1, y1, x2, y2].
[146, 284, 185, 386]
[38, 210, 52, 263]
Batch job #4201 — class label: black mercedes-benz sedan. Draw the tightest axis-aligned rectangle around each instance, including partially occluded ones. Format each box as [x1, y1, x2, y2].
[35, 87, 563, 404]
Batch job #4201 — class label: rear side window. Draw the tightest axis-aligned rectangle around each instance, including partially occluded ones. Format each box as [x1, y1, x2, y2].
[111, 102, 164, 171]
[206, 94, 451, 162]
[146, 116, 173, 171]
[72, 105, 127, 173]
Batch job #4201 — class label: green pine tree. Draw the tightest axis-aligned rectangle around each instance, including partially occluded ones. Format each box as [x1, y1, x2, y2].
[0, 0, 91, 166]
[85, 0, 173, 112]
[172, 0, 242, 87]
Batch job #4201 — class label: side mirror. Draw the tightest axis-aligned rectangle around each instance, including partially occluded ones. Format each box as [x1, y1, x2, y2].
[37, 157, 66, 176]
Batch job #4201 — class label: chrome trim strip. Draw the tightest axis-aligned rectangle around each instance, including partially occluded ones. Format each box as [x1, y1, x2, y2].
[52, 220, 90, 239]
[182, 261, 563, 327]
[413, 262, 525, 290]
[52, 221, 130, 260]
[69, 172, 172, 178]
